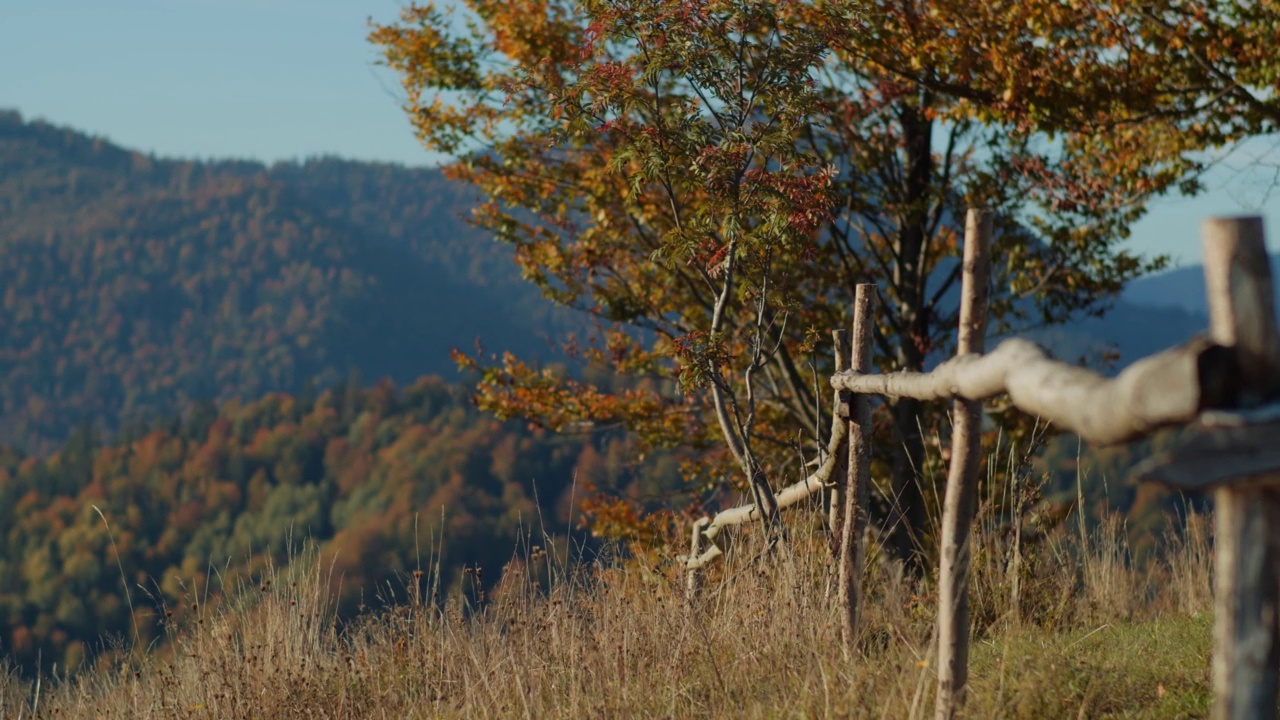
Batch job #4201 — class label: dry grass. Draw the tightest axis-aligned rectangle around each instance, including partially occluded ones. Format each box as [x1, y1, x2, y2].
[0, 504, 1215, 719]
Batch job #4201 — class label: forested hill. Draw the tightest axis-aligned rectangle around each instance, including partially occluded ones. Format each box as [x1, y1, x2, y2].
[0, 375, 676, 676]
[0, 110, 574, 454]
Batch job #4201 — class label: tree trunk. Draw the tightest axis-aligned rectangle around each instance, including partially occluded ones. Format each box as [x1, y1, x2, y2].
[886, 100, 935, 574]
[890, 396, 928, 572]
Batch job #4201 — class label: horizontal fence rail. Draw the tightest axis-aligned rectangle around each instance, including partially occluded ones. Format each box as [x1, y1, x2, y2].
[829, 335, 1228, 445]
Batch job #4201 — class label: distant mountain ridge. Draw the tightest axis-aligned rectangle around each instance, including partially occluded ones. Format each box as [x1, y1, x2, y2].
[1013, 267, 1214, 374]
[1122, 253, 1280, 317]
[0, 110, 577, 454]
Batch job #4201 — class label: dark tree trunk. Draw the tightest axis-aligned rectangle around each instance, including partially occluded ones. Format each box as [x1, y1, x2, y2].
[885, 99, 935, 574]
[890, 396, 928, 572]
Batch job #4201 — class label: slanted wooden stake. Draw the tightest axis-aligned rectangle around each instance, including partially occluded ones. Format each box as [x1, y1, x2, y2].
[1201, 216, 1280, 720]
[686, 516, 709, 601]
[935, 209, 991, 719]
[839, 283, 876, 651]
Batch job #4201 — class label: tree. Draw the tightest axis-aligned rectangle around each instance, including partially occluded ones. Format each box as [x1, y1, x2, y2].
[371, 0, 1277, 565]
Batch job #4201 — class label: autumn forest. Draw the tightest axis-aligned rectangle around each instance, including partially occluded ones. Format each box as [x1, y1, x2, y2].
[2, 0, 1277, 695]
[0, 111, 689, 675]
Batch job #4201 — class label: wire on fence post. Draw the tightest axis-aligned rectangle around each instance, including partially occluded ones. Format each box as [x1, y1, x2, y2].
[935, 208, 992, 720]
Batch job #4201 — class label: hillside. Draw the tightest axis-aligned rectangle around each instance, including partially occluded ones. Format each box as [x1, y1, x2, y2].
[0, 111, 576, 454]
[0, 504, 1216, 718]
[0, 376, 682, 676]
[0, 110, 1228, 456]
[1123, 253, 1280, 317]
[1019, 300, 1206, 370]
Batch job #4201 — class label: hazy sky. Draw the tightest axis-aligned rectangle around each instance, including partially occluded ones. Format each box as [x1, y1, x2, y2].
[3, 0, 1277, 265]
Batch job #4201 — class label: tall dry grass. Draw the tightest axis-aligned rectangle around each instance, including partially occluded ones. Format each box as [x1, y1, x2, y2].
[0, 498, 1215, 719]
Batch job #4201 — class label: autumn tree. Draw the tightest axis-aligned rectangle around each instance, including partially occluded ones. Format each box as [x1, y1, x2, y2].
[371, 0, 1278, 565]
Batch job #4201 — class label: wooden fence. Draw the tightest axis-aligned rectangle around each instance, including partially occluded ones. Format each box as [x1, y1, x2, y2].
[681, 212, 1280, 720]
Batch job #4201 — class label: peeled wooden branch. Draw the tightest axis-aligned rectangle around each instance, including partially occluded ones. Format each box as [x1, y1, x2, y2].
[680, 404, 848, 570]
[830, 335, 1225, 445]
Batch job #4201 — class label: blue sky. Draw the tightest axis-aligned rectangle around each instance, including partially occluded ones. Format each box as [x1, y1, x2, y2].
[2, 0, 1277, 265]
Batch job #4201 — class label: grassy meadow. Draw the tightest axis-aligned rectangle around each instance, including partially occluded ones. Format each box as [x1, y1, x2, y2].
[0, 502, 1216, 719]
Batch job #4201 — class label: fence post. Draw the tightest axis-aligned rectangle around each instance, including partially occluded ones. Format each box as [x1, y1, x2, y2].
[830, 330, 849, 548]
[839, 283, 876, 651]
[1202, 216, 1280, 720]
[935, 209, 992, 719]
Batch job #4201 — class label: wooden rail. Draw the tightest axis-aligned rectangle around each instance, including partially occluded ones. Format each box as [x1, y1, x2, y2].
[829, 336, 1226, 445]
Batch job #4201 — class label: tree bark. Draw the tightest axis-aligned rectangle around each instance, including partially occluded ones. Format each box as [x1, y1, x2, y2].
[889, 397, 928, 573]
[887, 101, 937, 574]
